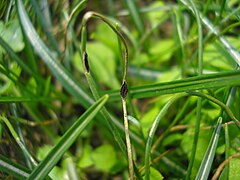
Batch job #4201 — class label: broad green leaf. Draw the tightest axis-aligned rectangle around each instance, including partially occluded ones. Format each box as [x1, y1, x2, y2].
[143, 167, 164, 180]
[86, 42, 120, 89]
[28, 95, 109, 180]
[149, 39, 175, 63]
[37, 145, 53, 161]
[140, 106, 159, 137]
[91, 144, 117, 172]
[78, 145, 94, 168]
[162, 133, 183, 147]
[156, 67, 181, 82]
[204, 41, 237, 70]
[91, 23, 118, 51]
[229, 158, 240, 179]
[146, 1, 165, 27]
[0, 20, 24, 54]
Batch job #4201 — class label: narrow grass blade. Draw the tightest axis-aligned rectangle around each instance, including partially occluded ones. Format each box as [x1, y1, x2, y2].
[29, 0, 60, 54]
[28, 95, 109, 180]
[0, 155, 31, 179]
[0, 37, 33, 76]
[63, 0, 87, 54]
[196, 117, 222, 180]
[123, 0, 145, 35]
[0, 96, 51, 103]
[0, 115, 38, 167]
[179, 0, 240, 66]
[224, 123, 230, 178]
[144, 93, 186, 180]
[15, 0, 94, 107]
[109, 70, 240, 100]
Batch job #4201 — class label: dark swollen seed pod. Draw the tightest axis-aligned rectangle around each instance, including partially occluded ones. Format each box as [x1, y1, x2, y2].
[120, 81, 128, 99]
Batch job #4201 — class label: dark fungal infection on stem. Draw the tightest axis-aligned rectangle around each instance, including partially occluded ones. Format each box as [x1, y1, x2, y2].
[120, 81, 128, 99]
[83, 51, 90, 73]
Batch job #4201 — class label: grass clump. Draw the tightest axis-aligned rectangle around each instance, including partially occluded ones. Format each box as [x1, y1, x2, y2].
[0, 0, 240, 179]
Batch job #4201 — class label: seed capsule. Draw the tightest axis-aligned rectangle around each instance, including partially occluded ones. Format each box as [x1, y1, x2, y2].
[120, 81, 128, 98]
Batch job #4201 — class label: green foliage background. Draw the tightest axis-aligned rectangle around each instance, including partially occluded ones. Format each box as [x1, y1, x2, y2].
[0, 0, 240, 179]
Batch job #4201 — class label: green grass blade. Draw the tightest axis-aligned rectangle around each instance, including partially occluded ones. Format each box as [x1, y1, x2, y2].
[0, 155, 31, 179]
[29, 0, 60, 54]
[179, 0, 240, 66]
[196, 117, 222, 180]
[108, 70, 240, 100]
[0, 96, 52, 103]
[224, 123, 230, 179]
[0, 36, 33, 76]
[123, 0, 145, 35]
[144, 93, 187, 180]
[0, 115, 38, 167]
[15, 0, 94, 107]
[28, 95, 109, 180]
[63, 0, 87, 54]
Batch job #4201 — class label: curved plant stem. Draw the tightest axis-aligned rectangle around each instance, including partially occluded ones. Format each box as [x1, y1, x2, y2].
[62, 0, 87, 59]
[144, 93, 187, 180]
[188, 91, 240, 130]
[80, 11, 128, 81]
[184, 0, 203, 178]
[79, 11, 136, 179]
[0, 115, 38, 167]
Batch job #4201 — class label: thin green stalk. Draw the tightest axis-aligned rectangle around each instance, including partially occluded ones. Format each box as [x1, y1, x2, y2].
[224, 123, 230, 179]
[177, 1, 203, 178]
[29, 0, 60, 54]
[214, 0, 226, 25]
[63, 0, 87, 57]
[145, 93, 187, 180]
[196, 117, 222, 180]
[202, 0, 212, 16]
[0, 115, 38, 167]
[10, 103, 33, 170]
[151, 97, 190, 152]
[173, 9, 186, 77]
[221, 6, 240, 24]
[123, 0, 145, 35]
[185, 97, 202, 180]
[0, 154, 31, 179]
[187, 91, 240, 130]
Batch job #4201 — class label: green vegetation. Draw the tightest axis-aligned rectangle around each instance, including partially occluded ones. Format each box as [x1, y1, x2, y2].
[0, 0, 240, 179]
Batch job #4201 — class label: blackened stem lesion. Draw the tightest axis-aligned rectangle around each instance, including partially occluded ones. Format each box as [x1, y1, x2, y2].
[120, 80, 128, 99]
[83, 51, 90, 73]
